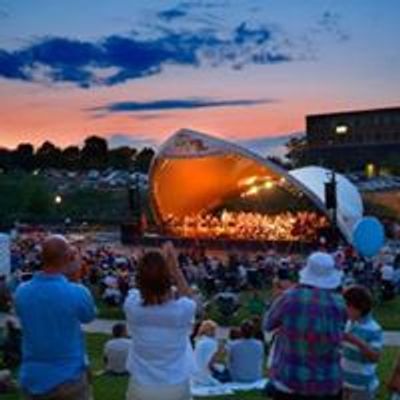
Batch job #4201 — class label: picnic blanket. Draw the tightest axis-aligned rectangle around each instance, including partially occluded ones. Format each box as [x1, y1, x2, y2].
[191, 379, 267, 397]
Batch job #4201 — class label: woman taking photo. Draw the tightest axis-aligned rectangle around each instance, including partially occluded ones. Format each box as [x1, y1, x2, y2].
[124, 242, 196, 400]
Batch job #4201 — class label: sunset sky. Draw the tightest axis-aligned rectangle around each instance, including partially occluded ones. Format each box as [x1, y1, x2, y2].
[0, 0, 399, 152]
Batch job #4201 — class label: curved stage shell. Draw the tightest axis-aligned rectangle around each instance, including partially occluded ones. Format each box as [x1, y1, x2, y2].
[149, 129, 363, 243]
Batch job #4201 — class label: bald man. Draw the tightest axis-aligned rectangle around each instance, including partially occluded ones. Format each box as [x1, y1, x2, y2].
[15, 235, 96, 400]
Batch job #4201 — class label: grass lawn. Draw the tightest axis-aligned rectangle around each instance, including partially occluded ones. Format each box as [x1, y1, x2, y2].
[375, 296, 400, 331]
[2, 333, 400, 400]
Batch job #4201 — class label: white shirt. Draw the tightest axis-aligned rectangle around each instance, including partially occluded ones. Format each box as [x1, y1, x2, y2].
[124, 289, 196, 385]
[382, 265, 395, 282]
[192, 336, 219, 386]
[104, 338, 130, 374]
[103, 287, 121, 300]
[104, 275, 118, 288]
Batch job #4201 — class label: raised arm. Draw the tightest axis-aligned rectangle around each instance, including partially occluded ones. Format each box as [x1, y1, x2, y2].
[162, 241, 192, 298]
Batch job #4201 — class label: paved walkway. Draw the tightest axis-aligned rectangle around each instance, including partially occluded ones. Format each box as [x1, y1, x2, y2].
[2, 313, 400, 345]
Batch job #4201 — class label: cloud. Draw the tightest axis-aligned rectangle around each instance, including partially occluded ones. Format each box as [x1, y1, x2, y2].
[134, 113, 173, 120]
[179, 0, 229, 10]
[0, 8, 8, 19]
[91, 97, 274, 115]
[0, 49, 28, 79]
[0, 22, 293, 88]
[315, 11, 350, 42]
[157, 8, 187, 22]
[106, 133, 158, 149]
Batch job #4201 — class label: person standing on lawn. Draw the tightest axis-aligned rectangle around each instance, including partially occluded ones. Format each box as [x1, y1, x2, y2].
[342, 285, 383, 400]
[264, 252, 347, 400]
[15, 235, 97, 400]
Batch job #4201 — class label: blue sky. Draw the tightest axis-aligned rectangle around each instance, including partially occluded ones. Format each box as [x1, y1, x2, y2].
[0, 0, 399, 151]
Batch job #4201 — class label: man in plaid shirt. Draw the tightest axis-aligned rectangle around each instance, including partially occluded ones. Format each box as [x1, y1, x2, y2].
[264, 252, 347, 400]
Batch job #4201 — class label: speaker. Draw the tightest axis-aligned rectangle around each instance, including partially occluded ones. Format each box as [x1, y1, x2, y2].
[324, 181, 337, 209]
[121, 221, 142, 244]
[128, 187, 141, 215]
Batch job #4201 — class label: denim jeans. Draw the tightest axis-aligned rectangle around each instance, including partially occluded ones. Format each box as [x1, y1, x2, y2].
[23, 371, 91, 400]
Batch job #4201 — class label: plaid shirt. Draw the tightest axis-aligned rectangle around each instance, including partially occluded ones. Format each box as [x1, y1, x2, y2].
[264, 285, 347, 396]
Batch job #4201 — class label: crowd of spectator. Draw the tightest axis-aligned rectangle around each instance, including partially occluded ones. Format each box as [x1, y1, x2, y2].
[1, 232, 400, 399]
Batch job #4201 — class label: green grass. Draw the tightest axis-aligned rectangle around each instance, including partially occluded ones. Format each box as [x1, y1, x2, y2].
[95, 301, 124, 320]
[3, 333, 400, 399]
[375, 296, 400, 331]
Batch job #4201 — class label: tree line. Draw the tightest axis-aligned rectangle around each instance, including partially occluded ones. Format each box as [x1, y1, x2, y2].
[0, 135, 155, 173]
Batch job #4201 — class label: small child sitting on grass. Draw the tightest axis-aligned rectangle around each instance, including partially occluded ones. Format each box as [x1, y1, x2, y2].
[342, 285, 383, 400]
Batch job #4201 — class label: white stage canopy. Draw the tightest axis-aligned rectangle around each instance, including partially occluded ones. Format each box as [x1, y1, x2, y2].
[290, 166, 363, 242]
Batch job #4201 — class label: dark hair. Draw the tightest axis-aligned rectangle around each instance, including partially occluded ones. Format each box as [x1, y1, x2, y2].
[343, 285, 373, 317]
[112, 323, 126, 338]
[136, 251, 172, 306]
[240, 320, 255, 339]
[229, 327, 242, 341]
[277, 268, 289, 280]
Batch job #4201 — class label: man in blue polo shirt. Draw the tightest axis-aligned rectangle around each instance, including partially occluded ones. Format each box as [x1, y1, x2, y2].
[15, 235, 97, 400]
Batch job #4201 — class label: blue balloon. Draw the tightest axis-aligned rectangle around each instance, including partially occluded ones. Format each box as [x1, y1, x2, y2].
[352, 217, 385, 258]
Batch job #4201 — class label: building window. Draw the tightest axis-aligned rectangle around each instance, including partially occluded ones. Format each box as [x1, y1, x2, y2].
[335, 125, 349, 135]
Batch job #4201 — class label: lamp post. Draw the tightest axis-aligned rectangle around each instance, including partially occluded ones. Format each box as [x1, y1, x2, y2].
[54, 195, 63, 206]
[325, 170, 338, 244]
[128, 174, 142, 232]
[54, 194, 63, 225]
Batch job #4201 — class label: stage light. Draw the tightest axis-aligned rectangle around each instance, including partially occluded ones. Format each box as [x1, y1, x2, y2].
[246, 186, 260, 196]
[239, 175, 258, 187]
[264, 181, 274, 189]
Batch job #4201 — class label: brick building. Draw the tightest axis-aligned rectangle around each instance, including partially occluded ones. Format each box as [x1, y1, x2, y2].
[305, 107, 400, 171]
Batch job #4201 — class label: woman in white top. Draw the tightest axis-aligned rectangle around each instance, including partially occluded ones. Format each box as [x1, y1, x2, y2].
[192, 320, 221, 386]
[124, 242, 196, 400]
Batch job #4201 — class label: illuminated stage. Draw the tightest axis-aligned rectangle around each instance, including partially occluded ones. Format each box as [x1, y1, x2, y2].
[142, 129, 363, 248]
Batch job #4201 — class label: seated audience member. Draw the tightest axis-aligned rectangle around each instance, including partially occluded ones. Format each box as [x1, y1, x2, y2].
[226, 327, 242, 350]
[342, 285, 383, 400]
[0, 275, 10, 312]
[251, 315, 265, 342]
[193, 320, 226, 386]
[0, 370, 15, 394]
[103, 323, 130, 375]
[381, 262, 396, 301]
[228, 320, 264, 383]
[102, 285, 122, 306]
[1, 318, 21, 368]
[124, 242, 196, 400]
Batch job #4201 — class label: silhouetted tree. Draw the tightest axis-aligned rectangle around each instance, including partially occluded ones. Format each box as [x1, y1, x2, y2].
[285, 136, 310, 167]
[81, 136, 108, 170]
[15, 144, 34, 171]
[267, 156, 293, 170]
[134, 147, 155, 173]
[62, 146, 81, 170]
[35, 141, 63, 169]
[108, 147, 136, 170]
[0, 148, 13, 171]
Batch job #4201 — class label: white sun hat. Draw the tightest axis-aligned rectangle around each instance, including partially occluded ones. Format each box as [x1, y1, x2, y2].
[299, 252, 343, 290]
